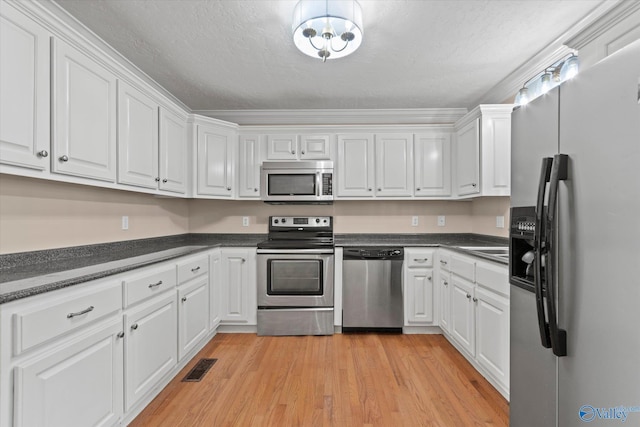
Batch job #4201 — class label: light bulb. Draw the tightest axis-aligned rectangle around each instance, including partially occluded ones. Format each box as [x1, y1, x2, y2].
[539, 71, 552, 95]
[563, 55, 579, 80]
[514, 87, 529, 106]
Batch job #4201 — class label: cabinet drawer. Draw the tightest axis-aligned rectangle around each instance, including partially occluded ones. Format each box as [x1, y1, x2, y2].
[177, 254, 209, 284]
[124, 264, 176, 307]
[405, 249, 434, 268]
[13, 281, 122, 356]
[476, 261, 509, 297]
[438, 251, 452, 271]
[451, 255, 475, 282]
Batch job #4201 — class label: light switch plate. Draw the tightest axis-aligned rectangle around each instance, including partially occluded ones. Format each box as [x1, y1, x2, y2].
[437, 216, 446, 227]
[242, 216, 250, 227]
[411, 216, 419, 226]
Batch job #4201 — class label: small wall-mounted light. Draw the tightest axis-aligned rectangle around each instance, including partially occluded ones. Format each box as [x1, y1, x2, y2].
[514, 54, 580, 106]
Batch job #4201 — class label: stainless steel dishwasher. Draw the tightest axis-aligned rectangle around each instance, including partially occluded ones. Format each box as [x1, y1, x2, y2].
[342, 247, 404, 332]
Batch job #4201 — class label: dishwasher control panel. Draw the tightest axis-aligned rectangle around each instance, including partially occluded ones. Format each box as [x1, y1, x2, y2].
[343, 247, 404, 260]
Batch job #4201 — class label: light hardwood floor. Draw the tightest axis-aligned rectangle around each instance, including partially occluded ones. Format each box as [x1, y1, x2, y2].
[130, 333, 509, 427]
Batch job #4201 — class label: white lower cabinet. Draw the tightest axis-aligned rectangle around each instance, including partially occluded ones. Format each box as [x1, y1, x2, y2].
[403, 249, 436, 326]
[12, 319, 123, 427]
[124, 291, 177, 411]
[450, 274, 476, 356]
[178, 277, 209, 360]
[219, 248, 257, 325]
[209, 249, 223, 329]
[437, 250, 510, 398]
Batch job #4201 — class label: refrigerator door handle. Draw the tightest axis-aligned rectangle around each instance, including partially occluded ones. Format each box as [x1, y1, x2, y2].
[535, 157, 553, 348]
[546, 153, 568, 357]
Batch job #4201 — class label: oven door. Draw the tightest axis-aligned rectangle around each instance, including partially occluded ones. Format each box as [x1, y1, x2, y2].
[257, 249, 334, 307]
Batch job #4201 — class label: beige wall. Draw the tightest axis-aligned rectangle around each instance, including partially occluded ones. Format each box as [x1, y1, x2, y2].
[0, 174, 509, 254]
[0, 175, 189, 254]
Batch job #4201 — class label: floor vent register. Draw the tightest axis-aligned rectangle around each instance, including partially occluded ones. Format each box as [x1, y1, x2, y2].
[182, 358, 217, 382]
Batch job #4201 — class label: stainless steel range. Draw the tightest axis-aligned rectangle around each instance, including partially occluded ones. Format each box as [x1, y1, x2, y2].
[256, 216, 334, 336]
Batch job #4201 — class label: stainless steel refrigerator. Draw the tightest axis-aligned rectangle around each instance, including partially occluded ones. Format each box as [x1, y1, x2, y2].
[509, 39, 640, 427]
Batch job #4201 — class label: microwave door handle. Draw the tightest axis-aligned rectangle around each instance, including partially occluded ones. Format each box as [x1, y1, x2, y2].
[535, 157, 553, 349]
[545, 154, 568, 357]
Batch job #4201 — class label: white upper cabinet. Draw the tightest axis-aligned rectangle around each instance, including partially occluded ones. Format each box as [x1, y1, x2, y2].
[414, 131, 452, 197]
[117, 81, 159, 189]
[266, 134, 331, 160]
[197, 122, 236, 197]
[238, 134, 263, 198]
[158, 107, 188, 194]
[52, 39, 117, 182]
[454, 105, 512, 197]
[375, 133, 413, 197]
[336, 134, 375, 197]
[0, 3, 50, 171]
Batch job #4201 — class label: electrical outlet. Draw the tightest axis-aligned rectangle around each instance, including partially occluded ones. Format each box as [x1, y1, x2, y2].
[411, 216, 419, 226]
[437, 215, 446, 227]
[122, 216, 129, 230]
[496, 215, 505, 228]
[242, 216, 250, 227]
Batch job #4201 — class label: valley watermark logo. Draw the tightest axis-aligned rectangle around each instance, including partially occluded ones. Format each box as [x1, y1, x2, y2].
[579, 404, 640, 423]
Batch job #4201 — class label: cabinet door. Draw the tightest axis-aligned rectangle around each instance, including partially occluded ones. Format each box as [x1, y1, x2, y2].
[209, 250, 222, 329]
[117, 81, 159, 189]
[455, 119, 480, 196]
[159, 107, 187, 194]
[439, 270, 451, 333]
[197, 124, 235, 197]
[404, 268, 435, 325]
[0, 3, 50, 171]
[375, 134, 413, 196]
[124, 292, 177, 411]
[414, 131, 451, 196]
[238, 134, 262, 198]
[13, 320, 123, 427]
[336, 134, 375, 197]
[220, 249, 256, 325]
[266, 134, 298, 160]
[52, 39, 116, 182]
[300, 134, 331, 159]
[450, 275, 475, 356]
[178, 278, 209, 360]
[475, 286, 509, 389]
[480, 112, 511, 196]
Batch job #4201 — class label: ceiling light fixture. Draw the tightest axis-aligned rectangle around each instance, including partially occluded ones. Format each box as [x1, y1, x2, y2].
[292, 0, 363, 62]
[514, 53, 580, 106]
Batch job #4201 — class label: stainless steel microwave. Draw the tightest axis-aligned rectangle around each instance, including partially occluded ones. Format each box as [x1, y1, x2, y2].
[260, 161, 333, 204]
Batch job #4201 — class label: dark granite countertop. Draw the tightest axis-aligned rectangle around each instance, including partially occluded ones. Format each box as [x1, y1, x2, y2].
[0, 232, 507, 304]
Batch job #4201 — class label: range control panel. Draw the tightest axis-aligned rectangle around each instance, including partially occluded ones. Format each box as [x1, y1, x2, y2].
[270, 216, 332, 228]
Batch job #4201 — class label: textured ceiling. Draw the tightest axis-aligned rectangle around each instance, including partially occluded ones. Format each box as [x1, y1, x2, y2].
[54, 0, 607, 111]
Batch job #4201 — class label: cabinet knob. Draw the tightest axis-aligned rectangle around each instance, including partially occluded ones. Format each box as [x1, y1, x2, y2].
[181, 296, 187, 303]
[292, 150, 296, 154]
[466, 294, 471, 299]
[131, 323, 139, 330]
[254, 188, 258, 192]
[428, 276, 432, 281]
[241, 258, 246, 263]
[38, 150, 49, 158]
[368, 188, 372, 192]
[162, 178, 168, 183]
[471, 183, 477, 188]
[155, 177, 160, 182]
[416, 188, 420, 191]
[59, 155, 69, 162]
[444, 281, 448, 286]
[117, 331, 125, 338]
[227, 187, 231, 191]
[301, 150, 305, 155]
[473, 297, 478, 303]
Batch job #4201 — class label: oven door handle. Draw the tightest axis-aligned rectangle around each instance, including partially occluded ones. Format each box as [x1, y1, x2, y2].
[257, 249, 335, 255]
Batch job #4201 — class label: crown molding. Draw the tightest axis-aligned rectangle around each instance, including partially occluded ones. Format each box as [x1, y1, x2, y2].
[472, 0, 623, 107]
[565, 1, 640, 49]
[192, 108, 468, 126]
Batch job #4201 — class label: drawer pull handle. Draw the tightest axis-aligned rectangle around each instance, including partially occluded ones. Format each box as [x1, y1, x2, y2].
[148, 280, 163, 288]
[131, 323, 139, 330]
[413, 258, 428, 262]
[440, 260, 448, 265]
[191, 266, 201, 272]
[181, 296, 187, 303]
[67, 305, 94, 318]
